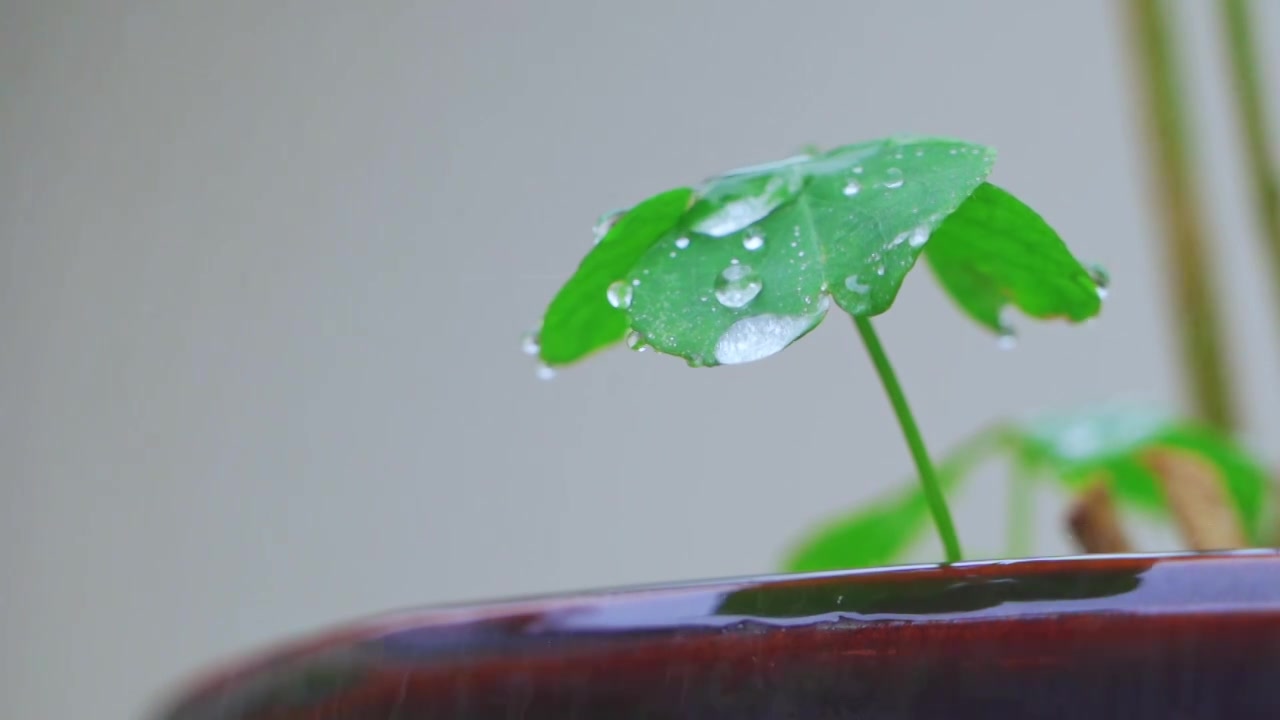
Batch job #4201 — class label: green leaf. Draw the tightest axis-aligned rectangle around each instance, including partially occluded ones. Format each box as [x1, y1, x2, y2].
[538, 188, 694, 365]
[536, 136, 1105, 369]
[627, 138, 995, 366]
[1018, 406, 1272, 543]
[783, 484, 932, 573]
[924, 182, 1103, 335]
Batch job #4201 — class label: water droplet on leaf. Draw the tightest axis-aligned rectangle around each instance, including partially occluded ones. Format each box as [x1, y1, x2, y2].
[743, 228, 765, 251]
[883, 168, 904, 189]
[908, 224, 931, 248]
[842, 179, 861, 197]
[714, 265, 763, 308]
[520, 330, 540, 356]
[606, 280, 633, 309]
[713, 297, 829, 365]
[1088, 264, 1110, 299]
[625, 330, 642, 349]
[689, 169, 804, 237]
[997, 307, 1018, 349]
[675, 236, 690, 250]
[593, 209, 624, 244]
[844, 275, 869, 294]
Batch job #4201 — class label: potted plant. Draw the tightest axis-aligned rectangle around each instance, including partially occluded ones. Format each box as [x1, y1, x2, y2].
[152, 2, 1280, 717]
[151, 133, 1280, 719]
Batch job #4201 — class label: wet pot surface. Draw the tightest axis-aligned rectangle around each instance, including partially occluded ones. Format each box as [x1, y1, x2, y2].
[158, 551, 1280, 719]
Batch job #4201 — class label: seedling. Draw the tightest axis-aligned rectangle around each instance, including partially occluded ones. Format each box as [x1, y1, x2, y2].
[526, 136, 1105, 563]
[786, 405, 1273, 571]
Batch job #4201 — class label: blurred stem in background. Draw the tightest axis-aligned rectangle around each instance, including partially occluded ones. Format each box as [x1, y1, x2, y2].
[1220, 0, 1280, 334]
[1123, 0, 1238, 432]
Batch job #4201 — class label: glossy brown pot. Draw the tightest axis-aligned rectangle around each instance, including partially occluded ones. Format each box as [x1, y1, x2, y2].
[155, 551, 1280, 719]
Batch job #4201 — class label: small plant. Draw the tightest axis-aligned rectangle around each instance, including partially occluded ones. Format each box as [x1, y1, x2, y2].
[525, 136, 1107, 563]
[787, 405, 1273, 571]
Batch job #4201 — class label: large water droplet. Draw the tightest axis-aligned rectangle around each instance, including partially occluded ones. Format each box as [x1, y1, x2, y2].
[714, 265, 763, 308]
[713, 297, 829, 365]
[842, 178, 862, 197]
[593, 209, 624, 244]
[520, 329, 540, 356]
[743, 228, 765, 251]
[674, 236, 690, 250]
[689, 168, 805, 237]
[606, 280, 633, 309]
[535, 363, 557, 381]
[883, 168, 904, 189]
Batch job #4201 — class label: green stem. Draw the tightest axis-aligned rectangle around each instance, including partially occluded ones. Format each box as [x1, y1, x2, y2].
[853, 316, 963, 563]
[1220, 0, 1280, 330]
[1124, 0, 1238, 431]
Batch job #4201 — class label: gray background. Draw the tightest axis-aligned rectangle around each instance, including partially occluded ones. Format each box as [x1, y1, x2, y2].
[5, 1, 1280, 717]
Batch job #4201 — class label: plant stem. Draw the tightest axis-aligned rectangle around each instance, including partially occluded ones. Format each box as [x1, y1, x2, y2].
[1220, 0, 1280, 330]
[1124, 0, 1239, 432]
[853, 316, 963, 563]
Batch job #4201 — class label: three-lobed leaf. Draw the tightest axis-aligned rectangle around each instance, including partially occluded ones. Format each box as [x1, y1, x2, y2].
[534, 136, 1105, 369]
[626, 138, 995, 366]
